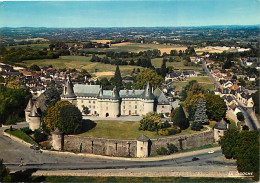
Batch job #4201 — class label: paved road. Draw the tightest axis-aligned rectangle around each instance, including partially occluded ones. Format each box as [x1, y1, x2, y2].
[202, 61, 259, 130]
[0, 123, 236, 174]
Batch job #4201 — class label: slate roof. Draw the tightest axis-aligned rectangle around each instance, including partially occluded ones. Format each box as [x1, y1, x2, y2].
[142, 83, 155, 100]
[214, 119, 228, 130]
[153, 88, 170, 105]
[137, 134, 150, 142]
[167, 72, 180, 78]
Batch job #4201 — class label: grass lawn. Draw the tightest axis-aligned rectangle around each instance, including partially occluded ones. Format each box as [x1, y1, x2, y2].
[32, 176, 253, 183]
[5, 128, 38, 146]
[7, 43, 50, 50]
[170, 76, 215, 91]
[78, 120, 207, 140]
[151, 58, 202, 71]
[22, 56, 142, 76]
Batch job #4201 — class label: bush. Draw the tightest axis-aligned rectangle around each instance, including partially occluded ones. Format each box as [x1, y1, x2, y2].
[191, 121, 202, 131]
[5, 114, 19, 125]
[158, 126, 181, 136]
[162, 121, 171, 128]
[21, 127, 33, 135]
[156, 147, 169, 155]
[34, 129, 47, 143]
[167, 143, 178, 154]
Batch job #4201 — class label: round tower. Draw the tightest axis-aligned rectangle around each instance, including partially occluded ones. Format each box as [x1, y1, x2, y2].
[25, 98, 33, 123]
[52, 128, 63, 150]
[109, 86, 120, 118]
[142, 83, 155, 115]
[28, 104, 41, 131]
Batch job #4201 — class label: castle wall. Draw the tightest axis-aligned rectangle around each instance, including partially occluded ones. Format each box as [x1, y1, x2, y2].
[142, 99, 154, 115]
[63, 130, 214, 157]
[156, 104, 171, 115]
[121, 98, 142, 116]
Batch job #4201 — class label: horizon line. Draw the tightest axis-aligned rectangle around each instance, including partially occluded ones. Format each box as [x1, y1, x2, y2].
[1, 24, 259, 29]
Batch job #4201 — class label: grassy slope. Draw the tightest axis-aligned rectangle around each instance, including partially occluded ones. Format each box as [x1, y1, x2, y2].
[78, 120, 207, 140]
[170, 76, 215, 91]
[22, 56, 142, 76]
[5, 129, 38, 146]
[151, 58, 202, 71]
[7, 43, 50, 50]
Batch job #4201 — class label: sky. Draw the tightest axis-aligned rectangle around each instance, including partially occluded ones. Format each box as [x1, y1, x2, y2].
[0, 0, 259, 27]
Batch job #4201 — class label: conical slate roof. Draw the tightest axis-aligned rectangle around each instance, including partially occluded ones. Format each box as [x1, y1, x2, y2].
[214, 118, 228, 130]
[29, 104, 40, 117]
[97, 85, 103, 97]
[111, 86, 120, 99]
[142, 82, 155, 100]
[62, 75, 76, 98]
[137, 134, 150, 142]
[25, 98, 33, 112]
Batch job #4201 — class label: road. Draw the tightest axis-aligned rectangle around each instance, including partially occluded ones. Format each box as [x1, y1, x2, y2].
[202, 61, 259, 130]
[0, 123, 236, 175]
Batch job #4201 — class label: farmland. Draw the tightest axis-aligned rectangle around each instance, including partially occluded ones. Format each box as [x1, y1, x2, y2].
[83, 42, 187, 54]
[170, 76, 215, 91]
[22, 56, 142, 77]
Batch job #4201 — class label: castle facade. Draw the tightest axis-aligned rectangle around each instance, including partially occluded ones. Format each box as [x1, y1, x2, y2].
[61, 77, 171, 118]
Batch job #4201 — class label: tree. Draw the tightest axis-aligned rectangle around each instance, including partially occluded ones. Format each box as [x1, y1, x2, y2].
[252, 90, 259, 114]
[236, 112, 244, 121]
[160, 60, 167, 78]
[220, 130, 259, 180]
[29, 64, 41, 71]
[43, 100, 71, 133]
[193, 98, 209, 125]
[44, 87, 61, 107]
[0, 159, 11, 182]
[184, 93, 205, 120]
[205, 93, 227, 121]
[173, 106, 189, 130]
[181, 80, 206, 100]
[191, 121, 202, 131]
[59, 105, 83, 134]
[0, 86, 31, 125]
[139, 112, 162, 132]
[110, 65, 123, 89]
[133, 68, 164, 89]
[82, 105, 90, 115]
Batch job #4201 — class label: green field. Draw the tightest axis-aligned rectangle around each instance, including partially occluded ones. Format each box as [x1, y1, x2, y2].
[31, 176, 253, 183]
[22, 56, 142, 76]
[83, 42, 187, 54]
[170, 76, 215, 91]
[78, 120, 207, 140]
[151, 58, 202, 71]
[7, 43, 50, 50]
[5, 128, 38, 146]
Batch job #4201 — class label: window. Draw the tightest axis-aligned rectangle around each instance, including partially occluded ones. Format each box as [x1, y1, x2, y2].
[89, 101, 91, 103]
[162, 106, 164, 108]
[93, 101, 95, 104]
[135, 105, 137, 109]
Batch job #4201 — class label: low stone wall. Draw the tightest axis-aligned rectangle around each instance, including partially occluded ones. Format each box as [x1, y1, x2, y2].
[150, 130, 214, 155]
[64, 136, 137, 157]
[64, 129, 214, 157]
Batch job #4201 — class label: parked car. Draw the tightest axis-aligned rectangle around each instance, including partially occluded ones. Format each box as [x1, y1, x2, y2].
[208, 150, 215, 154]
[192, 157, 200, 161]
[35, 150, 42, 153]
[30, 144, 36, 150]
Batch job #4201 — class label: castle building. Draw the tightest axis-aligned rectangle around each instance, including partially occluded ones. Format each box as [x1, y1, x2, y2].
[61, 77, 171, 117]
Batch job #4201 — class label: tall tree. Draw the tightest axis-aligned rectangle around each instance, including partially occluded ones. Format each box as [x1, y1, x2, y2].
[44, 87, 61, 107]
[133, 68, 164, 89]
[160, 60, 167, 78]
[173, 106, 189, 130]
[111, 65, 123, 89]
[252, 90, 259, 114]
[205, 93, 227, 121]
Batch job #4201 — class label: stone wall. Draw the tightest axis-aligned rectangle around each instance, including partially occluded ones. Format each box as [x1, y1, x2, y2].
[64, 136, 137, 157]
[63, 129, 214, 157]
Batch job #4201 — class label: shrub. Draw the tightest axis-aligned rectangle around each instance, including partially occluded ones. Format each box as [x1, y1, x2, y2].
[34, 129, 47, 143]
[158, 126, 181, 136]
[21, 127, 33, 135]
[167, 143, 178, 154]
[156, 147, 169, 155]
[191, 121, 202, 131]
[162, 121, 171, 128]
[5, 114, 19, 125]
